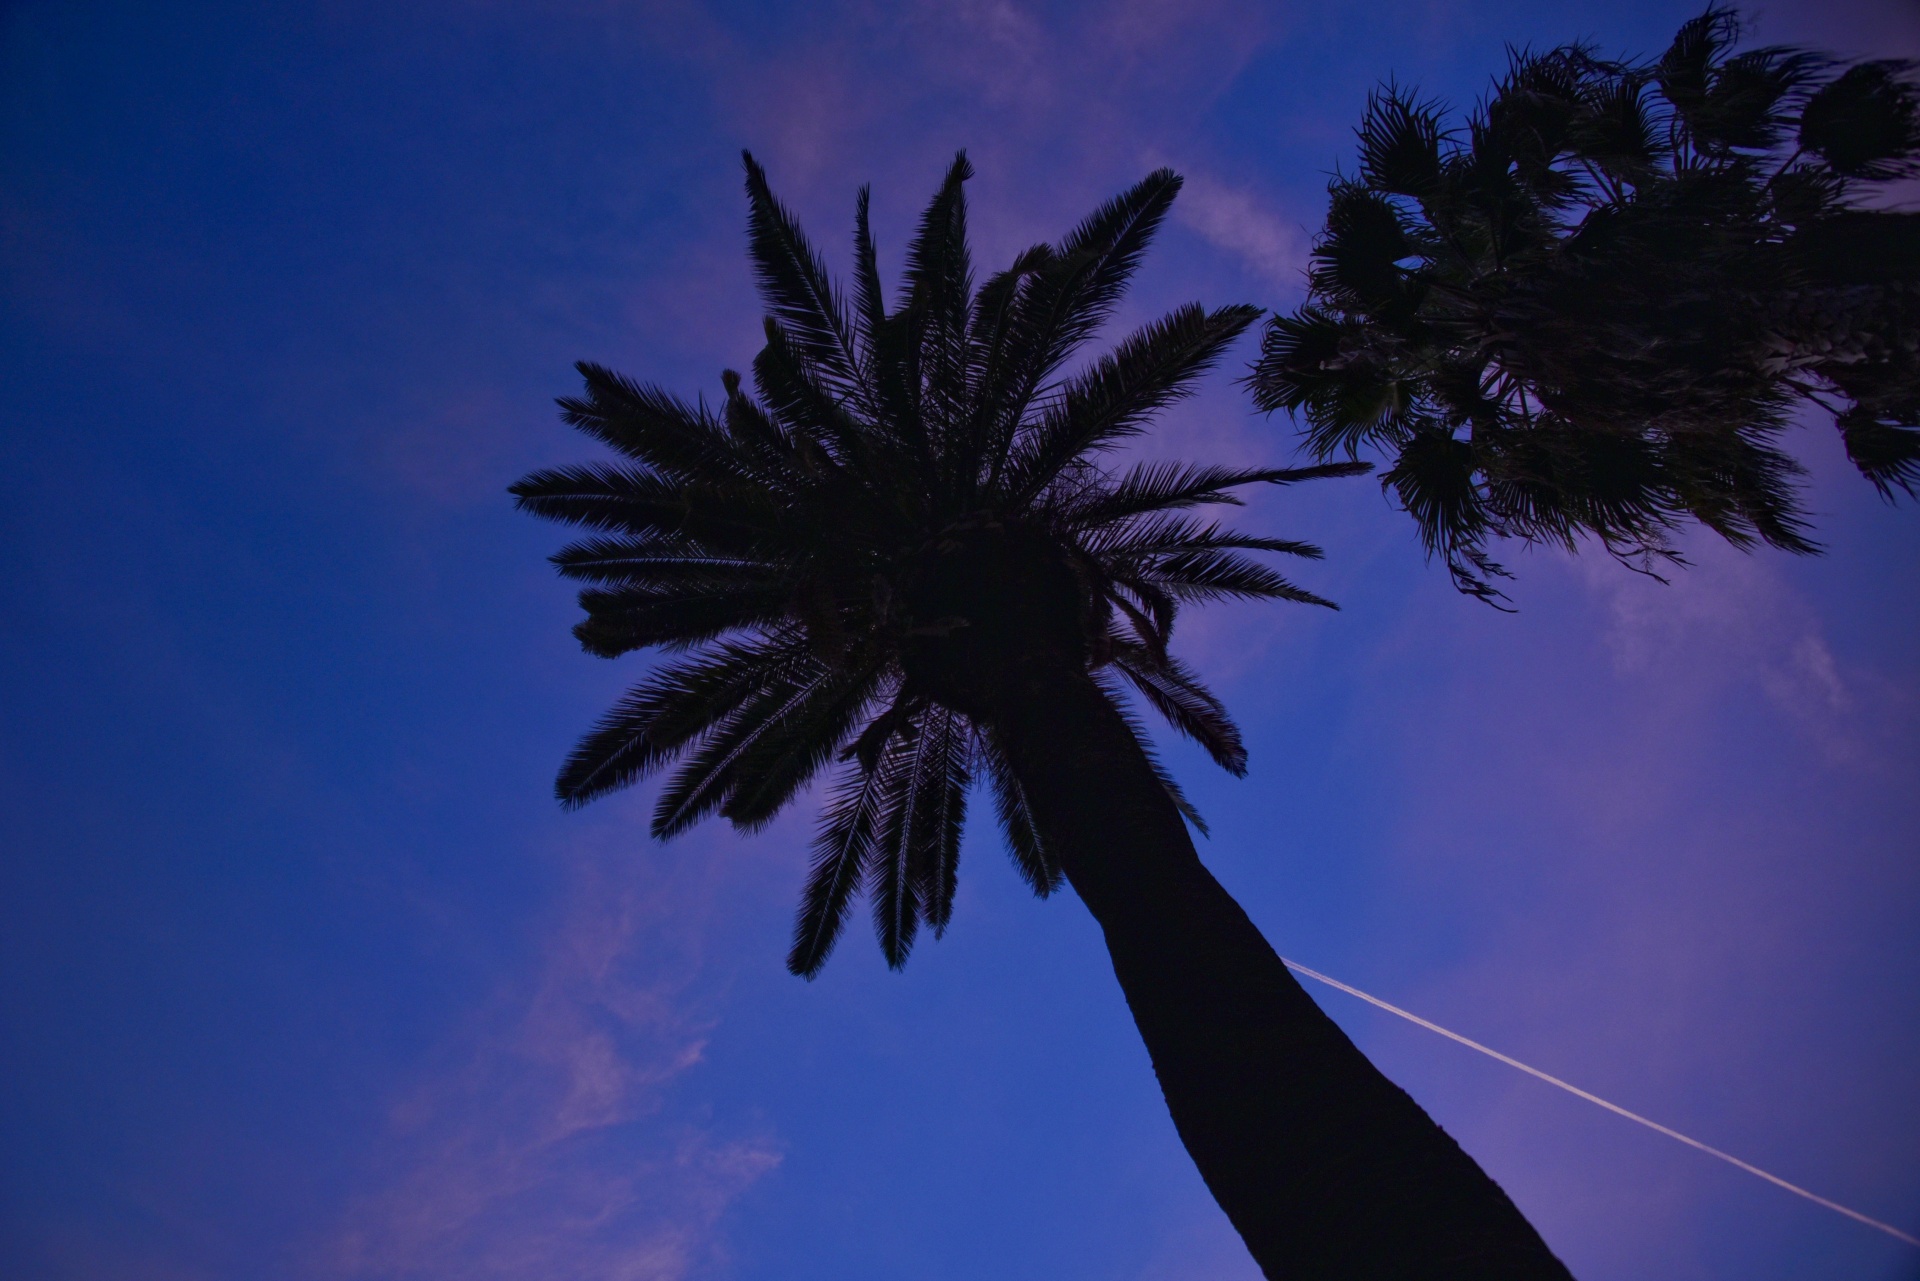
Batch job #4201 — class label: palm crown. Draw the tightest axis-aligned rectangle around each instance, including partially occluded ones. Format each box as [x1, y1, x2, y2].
[513, 153, 1360, 977]
[1251, 9, 1920, 600]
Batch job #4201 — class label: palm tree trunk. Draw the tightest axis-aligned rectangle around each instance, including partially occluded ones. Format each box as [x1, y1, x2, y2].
[984, 664, 1575, 1281]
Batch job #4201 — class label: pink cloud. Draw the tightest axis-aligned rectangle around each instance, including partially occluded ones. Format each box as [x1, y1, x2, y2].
[325, 826, 781, 1281]
[699, 0, 1285, 224]
[1172, 171, 1310, 289]
[1575, 539, 1909, 772]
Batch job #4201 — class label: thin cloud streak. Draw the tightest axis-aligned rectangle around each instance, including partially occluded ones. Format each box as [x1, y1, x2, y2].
[1577, 539, 1907, 771]
[1173, 171, 1310, 289]
[327, 831, 780, 1281]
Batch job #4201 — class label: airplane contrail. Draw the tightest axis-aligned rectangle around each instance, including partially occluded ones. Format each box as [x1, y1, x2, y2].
[1282, 958, 1919, 1249]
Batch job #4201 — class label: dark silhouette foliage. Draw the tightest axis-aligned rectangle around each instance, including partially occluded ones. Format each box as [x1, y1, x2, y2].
[514, 153, 1582, 1281]
[513, 153, 1362, 976]
[1249, 8, 1920, 600]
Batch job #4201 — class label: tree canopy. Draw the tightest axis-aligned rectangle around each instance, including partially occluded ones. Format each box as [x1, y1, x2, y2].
[1251, 8, 1920, 600]
[513, 154, 1361, 976]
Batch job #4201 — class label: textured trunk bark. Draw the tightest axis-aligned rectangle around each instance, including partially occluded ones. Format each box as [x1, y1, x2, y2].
[984, 665, 1575, 1281]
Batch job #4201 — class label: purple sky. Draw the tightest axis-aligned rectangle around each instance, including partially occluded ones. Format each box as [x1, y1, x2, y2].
[2, 2, 1917, 1278]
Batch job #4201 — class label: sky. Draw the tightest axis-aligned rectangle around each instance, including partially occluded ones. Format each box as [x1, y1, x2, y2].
[2, 1, 1917, 1278]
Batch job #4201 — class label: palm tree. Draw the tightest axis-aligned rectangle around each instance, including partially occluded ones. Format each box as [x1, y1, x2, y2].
[513, 155, 1574, 1278]
[1250, 9, 1920, 601]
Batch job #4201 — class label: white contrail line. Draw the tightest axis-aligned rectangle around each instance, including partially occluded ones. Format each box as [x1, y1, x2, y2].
[1280, 958, 1920, 1248]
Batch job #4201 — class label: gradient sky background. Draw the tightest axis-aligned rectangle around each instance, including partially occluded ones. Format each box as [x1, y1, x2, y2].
[3, 1, 1918, 1278]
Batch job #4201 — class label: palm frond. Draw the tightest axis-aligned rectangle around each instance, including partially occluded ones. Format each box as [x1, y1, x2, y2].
[1379, 427, 1499, 584]
[959, 244, 1056, 484]
[867, 736, 925, 969]
[558, 362, 749, 482]
[1840, 413, 1920, 497]
[913, 707, 971, 933]
[554, 635, 813, 807]
[1137, 548, 1339, 609]
[851, 186, 890, 360]
[572, 579, 790, 657]
[865, 704, 972, 964]
[552, 536, 774, 584]
[510, 462, 786, 548]
[1003, 303, 1262, 502]
[977, 729, 1059, 895]
[1009, 169, 1184, 392]
[651, 662, 852, 838]
[1106, 578, 1175, 654]
[1095, 513, 1327, 562]
[743, 151, 863, 397]
[1111, 645, 1248, 775]
[720, 658, 891, 830]
[753, 319, 876, 472]
[1062, 460, 1367, 528]
[722, 369, 823, 480]
[1800, 62, 1920, 179]
[788, 756, 891, 977]
[1358, 84, 1446, 198]
[1096, 673, 1211, 837]
[898, 152, 975, 458]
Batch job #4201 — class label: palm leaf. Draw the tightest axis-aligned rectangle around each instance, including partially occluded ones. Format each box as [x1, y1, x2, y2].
[650, 665, 843, 837]
[1095, 513, 1327, 562]
[958, 244, 1056, 490]
[552, 536, 773, 585]
[1003, 303, 1263, 502]
[1137, 548, 1338, 609]
[898, 152, 975, 456]
[559, 362, 751, 483]
[904, 706, 970, 933]
[554, 635, 813, 806]
[1111, 646, 1247, 775]
[1001, 169, 1184, 399]
[1064, 460, 1368, 528]
[720, 658, 890, 830]
[753, 318, 877, 473]
[743, 151, 863, 396]
[851, 186, 889, 360]
[864, 702, 971, 966]
[867, 734, 926, 969]
[572, 578, 790, 657]
[509, 462, 787, 548]
[1097, 673, 1211, 837]
[977, 730, 1059, 895]
[788, 756, 891, 977]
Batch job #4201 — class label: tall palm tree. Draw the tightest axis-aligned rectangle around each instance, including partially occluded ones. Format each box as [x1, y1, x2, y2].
[1250, 9, 1920, 601]
[513, 155, 1574, 1278]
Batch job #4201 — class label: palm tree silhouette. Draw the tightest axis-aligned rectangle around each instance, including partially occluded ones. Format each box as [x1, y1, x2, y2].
[1251, 10, 1920, 602]
[514, 155, 1572, 1278]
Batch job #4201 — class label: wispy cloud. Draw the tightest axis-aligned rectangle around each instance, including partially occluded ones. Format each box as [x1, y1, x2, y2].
[1173, 171, 1309, 289]
[326, 833, 780, 1281]
[707, 0, 1284, 217]
[1574, 540, 1904, 768]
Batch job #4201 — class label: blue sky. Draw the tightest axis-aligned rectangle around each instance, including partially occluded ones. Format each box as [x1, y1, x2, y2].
[2, 1, 1917, 1278]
